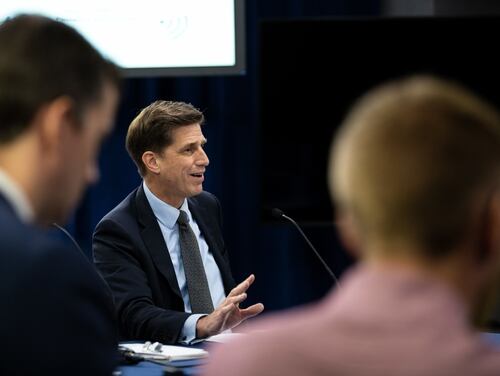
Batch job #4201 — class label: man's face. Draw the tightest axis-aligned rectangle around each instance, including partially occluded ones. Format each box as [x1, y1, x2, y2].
[155, 123, 209, 207]
[45, 82, 119, 224]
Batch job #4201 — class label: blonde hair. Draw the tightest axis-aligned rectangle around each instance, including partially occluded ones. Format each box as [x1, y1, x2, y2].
[330, 76, 500, 258]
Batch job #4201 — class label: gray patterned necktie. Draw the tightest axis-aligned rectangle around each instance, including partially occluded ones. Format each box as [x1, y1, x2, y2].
[177, 210, 214, 314]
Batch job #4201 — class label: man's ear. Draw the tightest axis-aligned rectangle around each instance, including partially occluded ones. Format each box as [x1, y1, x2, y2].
[479, 192, 500, 266]
[335, 209, 362, 259]
[34, 96, 74, 154]
[470, 191, 500, 327]
[141, 151, 161, 175]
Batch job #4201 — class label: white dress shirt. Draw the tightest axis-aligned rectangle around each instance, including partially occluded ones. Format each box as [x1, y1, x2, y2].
[0, 169, 34, 223]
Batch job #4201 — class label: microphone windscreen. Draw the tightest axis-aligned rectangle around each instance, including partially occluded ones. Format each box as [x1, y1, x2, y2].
[271, 208, 284, 218]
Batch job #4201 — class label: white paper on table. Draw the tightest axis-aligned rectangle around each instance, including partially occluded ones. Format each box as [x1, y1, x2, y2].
[205, 332, 245, 343]
[120, 342, 208, 361]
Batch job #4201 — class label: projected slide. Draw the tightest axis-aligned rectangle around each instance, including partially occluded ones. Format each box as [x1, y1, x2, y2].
[0, 0, 243, 76]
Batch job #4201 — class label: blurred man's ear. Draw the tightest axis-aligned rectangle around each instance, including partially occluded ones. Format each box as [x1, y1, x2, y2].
[335, 210, 362, 259]
[35, 96, 74, 152]
[480, 192, 500, 267]
[471, 191, 500, 328]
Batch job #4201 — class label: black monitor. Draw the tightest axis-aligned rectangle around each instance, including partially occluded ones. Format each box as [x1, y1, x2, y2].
[260, 16, 500, 224]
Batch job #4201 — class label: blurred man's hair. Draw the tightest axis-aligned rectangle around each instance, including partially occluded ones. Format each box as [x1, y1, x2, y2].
[0, 14, 120, 143]
[330, 76, 500, 259]
[126, 100, 204, 176]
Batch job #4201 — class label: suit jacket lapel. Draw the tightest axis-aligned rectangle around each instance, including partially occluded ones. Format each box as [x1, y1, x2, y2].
[135, 185, 182, 300]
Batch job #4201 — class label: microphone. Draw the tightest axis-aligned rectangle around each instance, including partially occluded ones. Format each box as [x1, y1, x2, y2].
[52, 223, 116, 303]
[272, 208, 340, 287]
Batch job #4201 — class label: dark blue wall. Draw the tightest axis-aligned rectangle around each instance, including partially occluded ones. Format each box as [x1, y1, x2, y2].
[68, 0, 381, 314]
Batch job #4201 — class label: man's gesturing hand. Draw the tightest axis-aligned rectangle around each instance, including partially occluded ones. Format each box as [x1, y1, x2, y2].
[196, 274, 264, 338]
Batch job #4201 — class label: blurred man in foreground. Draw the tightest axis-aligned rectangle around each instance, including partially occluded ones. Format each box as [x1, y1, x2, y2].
[0, 14, 120, 375]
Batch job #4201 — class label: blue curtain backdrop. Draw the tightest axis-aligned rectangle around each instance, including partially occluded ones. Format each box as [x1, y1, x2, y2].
[67, 0, 381, 313]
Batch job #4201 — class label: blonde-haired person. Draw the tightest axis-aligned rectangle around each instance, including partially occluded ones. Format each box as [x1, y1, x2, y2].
[203, 76, 500, 376]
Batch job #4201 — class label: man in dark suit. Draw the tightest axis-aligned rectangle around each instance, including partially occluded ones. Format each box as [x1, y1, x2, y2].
[0, 15, 120, 376]
[93, 100, 264, 344]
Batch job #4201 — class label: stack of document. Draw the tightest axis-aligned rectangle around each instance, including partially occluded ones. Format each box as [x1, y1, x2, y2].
[119, 342, 208, 361]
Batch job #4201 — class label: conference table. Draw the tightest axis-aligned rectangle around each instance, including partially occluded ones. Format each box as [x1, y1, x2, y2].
[118, 342, 209, 376]
[484, 332, 500, 345]
[119, 358, 203, 376]
[117, 333, 500, 376]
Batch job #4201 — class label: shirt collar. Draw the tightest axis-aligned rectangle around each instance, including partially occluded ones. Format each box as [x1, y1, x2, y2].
[143, 181, 190, 229]
[0, 169, 35, 223]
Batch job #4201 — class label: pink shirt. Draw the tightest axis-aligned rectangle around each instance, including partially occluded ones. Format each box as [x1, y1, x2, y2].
[203, 264, 500, 376]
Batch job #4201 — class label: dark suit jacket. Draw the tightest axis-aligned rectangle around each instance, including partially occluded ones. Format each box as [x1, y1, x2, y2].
[93, 185, 235, 344]
[0, 195, 117, 376]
